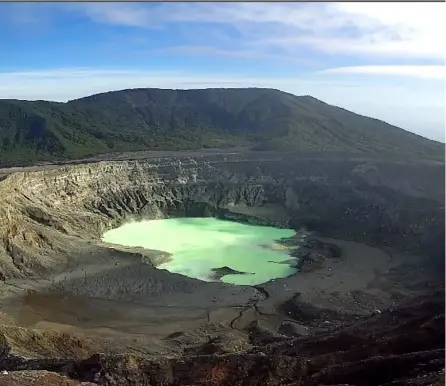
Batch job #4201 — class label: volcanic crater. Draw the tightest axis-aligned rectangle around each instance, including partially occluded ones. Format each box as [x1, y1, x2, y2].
[0, 150, 444, 385]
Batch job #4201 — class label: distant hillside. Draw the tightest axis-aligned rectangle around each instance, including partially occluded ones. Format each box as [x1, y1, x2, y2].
[0, 88, 443, 167]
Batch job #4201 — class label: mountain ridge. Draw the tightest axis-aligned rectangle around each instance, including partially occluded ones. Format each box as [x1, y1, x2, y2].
[0, 87, 443, 167]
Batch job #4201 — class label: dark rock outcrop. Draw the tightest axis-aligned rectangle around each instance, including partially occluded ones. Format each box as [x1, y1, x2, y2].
[211, 266, 253, 281]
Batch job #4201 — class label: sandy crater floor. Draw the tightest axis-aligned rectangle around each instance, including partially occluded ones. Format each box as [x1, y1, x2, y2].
[0, 235, 435, 356]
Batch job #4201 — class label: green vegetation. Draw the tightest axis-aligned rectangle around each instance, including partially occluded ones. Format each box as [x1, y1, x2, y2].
[0, 87, 443, 167]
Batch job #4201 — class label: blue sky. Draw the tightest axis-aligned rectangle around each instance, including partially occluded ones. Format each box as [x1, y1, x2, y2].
[0, 2, 444, 141]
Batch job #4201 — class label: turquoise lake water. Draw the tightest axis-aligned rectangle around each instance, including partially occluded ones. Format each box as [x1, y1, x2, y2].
[102, 218, 297, 285]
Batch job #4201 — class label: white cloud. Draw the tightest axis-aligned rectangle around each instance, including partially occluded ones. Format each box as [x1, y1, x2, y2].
[7, 3, 443, 61]
[320, 65, 445, 80]
[329, 3, 445, 59]
[68, 2, 445, 61]
[76, 3, 153, 28]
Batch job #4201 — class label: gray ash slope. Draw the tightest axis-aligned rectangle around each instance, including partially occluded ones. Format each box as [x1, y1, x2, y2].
[0, 87, 444, 167]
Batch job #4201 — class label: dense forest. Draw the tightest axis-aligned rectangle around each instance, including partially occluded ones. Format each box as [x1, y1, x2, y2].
[0, 87, 443, 167]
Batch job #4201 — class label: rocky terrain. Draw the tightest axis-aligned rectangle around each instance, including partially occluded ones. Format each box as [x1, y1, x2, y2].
[0, 150, 444, 385]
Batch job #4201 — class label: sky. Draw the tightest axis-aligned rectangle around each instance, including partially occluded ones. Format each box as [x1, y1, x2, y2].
[0, 2, 444, 141]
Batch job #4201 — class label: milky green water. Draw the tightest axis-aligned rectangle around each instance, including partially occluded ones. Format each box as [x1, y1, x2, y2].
[102, 218, 297, 285]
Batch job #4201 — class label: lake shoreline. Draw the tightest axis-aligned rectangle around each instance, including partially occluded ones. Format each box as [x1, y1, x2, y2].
[102, 217, 299, 285]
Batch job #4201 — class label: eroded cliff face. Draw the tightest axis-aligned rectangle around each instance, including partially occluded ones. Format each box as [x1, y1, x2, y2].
[0, 153, 444, 279]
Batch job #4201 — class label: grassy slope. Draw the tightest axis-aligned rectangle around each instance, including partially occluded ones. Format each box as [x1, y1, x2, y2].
[0, 88, 443, 167]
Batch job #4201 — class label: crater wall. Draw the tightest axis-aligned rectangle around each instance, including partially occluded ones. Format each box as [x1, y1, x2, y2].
[0, 153, 444, 279]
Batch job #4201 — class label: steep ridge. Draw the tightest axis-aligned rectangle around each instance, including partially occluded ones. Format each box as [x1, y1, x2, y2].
[0, 88, 443, 167]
